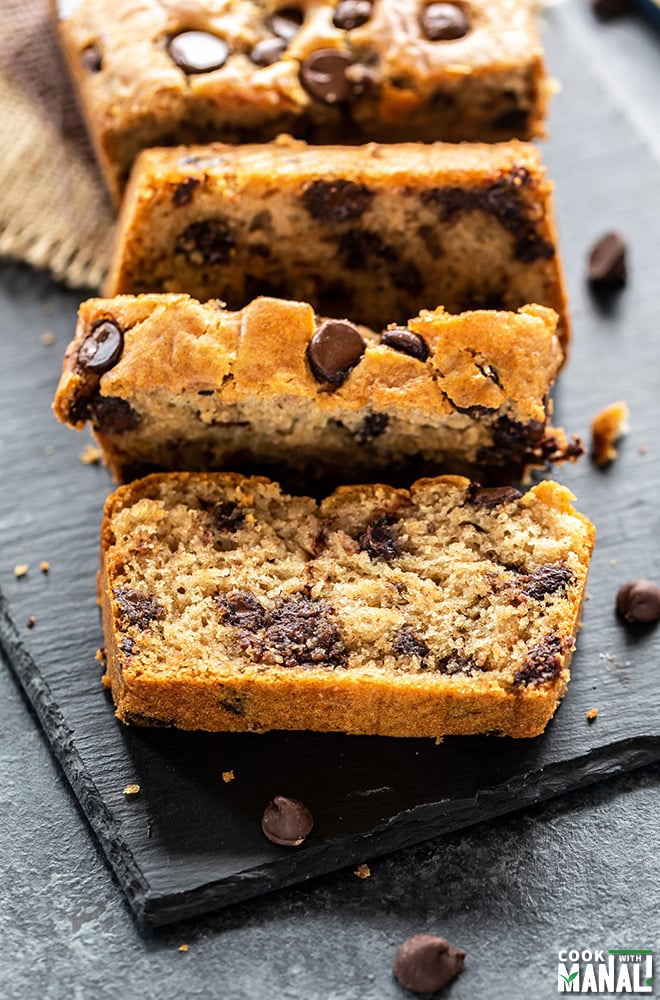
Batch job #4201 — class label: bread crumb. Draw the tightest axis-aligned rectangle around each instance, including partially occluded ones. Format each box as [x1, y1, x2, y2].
[591, 401, 629, 467]
[179, 944, 189, 953]
[221, 770, 235, 783]
[80, 443, 102, 465]
[101, 673, 111, 689]
[26, 616, 36, 629]
[123, 783, 141, 796]
[14, 564, 28, 578]
[586, 707, 599, 722]
[95, 647, 106, 663]
[354, 863, 371, 879]
[610, 559, 617, 568]
[638, 445, 648, 456]
[434, 736, 444, 746]
[40, 331, 56, 346]
[40, 561, 50, 573]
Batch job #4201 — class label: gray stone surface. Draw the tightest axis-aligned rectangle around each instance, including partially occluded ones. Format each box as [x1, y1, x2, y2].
[2, 2, 660, 997]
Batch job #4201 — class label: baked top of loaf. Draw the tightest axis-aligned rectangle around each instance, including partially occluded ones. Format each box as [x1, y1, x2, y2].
[53, 294, 581, 486]
[105, 138, 569, 346]
[100, 472, 595, 738]
[53, 0, 548, 201]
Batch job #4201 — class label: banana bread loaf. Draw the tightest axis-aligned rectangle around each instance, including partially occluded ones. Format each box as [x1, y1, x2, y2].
[53, 294, 581, 487]
[53, 0, 550, 203]
[104, 138, 569, 348]
[100, 472, 595, 738]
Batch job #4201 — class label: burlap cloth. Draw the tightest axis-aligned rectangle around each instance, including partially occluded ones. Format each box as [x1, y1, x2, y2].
[0, 0, 113, 290]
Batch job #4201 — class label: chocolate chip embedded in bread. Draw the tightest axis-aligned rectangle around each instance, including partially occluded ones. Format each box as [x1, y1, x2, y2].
[392, 626, 429, 661]
[250, 37, 287, 66]
[355, 412, 388, 445]
[467, 485, 522, 509]
[172, 177, 201, 207]
[168, 31, 230, 74]
[587, 232, 627, 286]
[300, 49, 356, 103]
[81, 45, 102, 72]
[393, 934, 466, 994]
[261, 795, 313, 847]
[77, 320, 123, 374]
[380, 327, 429, 362]
[616, 579, 660, 624]
[302, 179, 374, 223]
[333, 0, 373, 29]
[88, 395, 141, 433]
[267, 7, 304, 41]
[358, 516, 399, 561]
[175, 218, 234, 265]
[420, 3, 470, 40]
[307, 320, 365, 385]
[113, 588, 164, 630]
[216, 590, 266, 630]
[514, 633, 569, 686]
[241, 595, 348, 669]
[521, 564, 574, 600]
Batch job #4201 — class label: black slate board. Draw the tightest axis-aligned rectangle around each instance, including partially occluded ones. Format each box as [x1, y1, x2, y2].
[2, 16, 660, 927]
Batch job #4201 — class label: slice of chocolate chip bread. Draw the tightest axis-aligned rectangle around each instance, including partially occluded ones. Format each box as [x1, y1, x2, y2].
[104, 138, 569, 349]
[53, 294, 581, 488]
[53, 0, 549, 203]
[100, 472, 595, 738]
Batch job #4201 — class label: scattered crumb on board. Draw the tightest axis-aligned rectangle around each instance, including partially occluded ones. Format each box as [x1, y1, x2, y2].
[26, 616, 36, 629]
[40, 561, 50, 573]
[40, 331, 56, 346]
[179, 945, 189, 953]
[354, 864, 371, 880]
[123, 783, 141, 797]
[221, 770, 235, 783]
[79, 443, 102, 465]
[14, 564, 28, 578]
[590, 401, 629, 466]
[586, 708, 599, 722]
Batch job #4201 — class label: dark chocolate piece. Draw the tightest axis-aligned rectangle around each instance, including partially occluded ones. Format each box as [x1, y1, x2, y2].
[355, 412, 388, 445]
[587, 232, 627, 286]
[172, 177, 201, 207]
[300, 49, 355, 103]
[168, 32, 230, 74]
[113, 588, 164, 631]
[616, 579, 660, 624]
[358, 516, 399, 562]
[521, 564, 574, 601]
[420, 3, 470, 41]
[514, 633, 568, 686]
[77, 320, 123, 374]
[302, 179, 373, 223]
[216, 591, 266, 630]
[393, 934, 466, 993]
[88, 395, 141, 433]
[380, 327, 429, 362]
[467, 485, 522, 509]
[175, 218, 234, 265]
[392, 626, 429, 661]
[250, 37, 287, 66]
[81, 45, 102, 73]
[261, 796, 313, 847]
[241, 595, 348, 670]
[267, 7, 304, 41]
[307, 320, 365, 385]
[333, 0, 373, 29]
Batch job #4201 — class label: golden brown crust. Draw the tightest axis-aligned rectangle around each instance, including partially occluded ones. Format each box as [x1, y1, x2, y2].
[99, 472, 595, 739]
[52, 0, 548, 202]
[53, 294, 580, 485]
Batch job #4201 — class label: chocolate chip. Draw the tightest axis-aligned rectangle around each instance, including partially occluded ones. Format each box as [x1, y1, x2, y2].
[267, 7, 304, 41]
[392, 626, 429, 661]
[333, 0, 373, 29]
[307, 320, 365, 385]
[467, 485, 522, 509]
[81, 45, 102, 72]
[77, 321, 123, 374]
[175, 218, 234, 265]
[588, 232, 627, 286]
[338, 229, 397, 270]
[592, 0, 631, 20]
[514, 634, 568, 686]
[218, 691, 246, 717]
[420, 3, 469, 41]
[172, 177, 201, 207]
[261, 795, 313, 847]
[380, 327, 429, 362]
[393, 934, 466, 994]
[435, 654, 479, 675]
[616, 579, 660, 624]
[113, 588, 164, 630]
[302, 179, 374, 223]
[168, 31, 230, 74]
[300, 49, 355, 104]
[88, 395, 141, 433]
[355, 412, 388, 445]
[491, 107, 530, 133]
[250, 37, 287, 66]
[241, 595, 348, 669]
[120, 636, 138, 657]
[358, 516, 399, 561]
[201, 499, 246, 534]
[216, 591, 266, 630]
[521, 564, 574, 601]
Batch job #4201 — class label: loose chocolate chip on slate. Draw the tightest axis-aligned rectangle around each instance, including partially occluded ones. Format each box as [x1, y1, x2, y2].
[175, 218, 234, 265]
[81, 45, 102, 72]
[420, 3, 469, 41]
[393, 934, 466, 993]
[267, 7, 304, 40]
[333, 0, 373, 29]
[300, 49, 355, 103]
[77, 321, 123, 374]
[587, 232, 627, 286]
[302, 179, 373, 223]
[168, 31, 230, 74]
[262, 795, 313, 847]
[380, 327, 429, 362]
[616, 579, 660, 624]
[307, 320, 365, 385]
[467, 485, 522, 509]
[250, 36, 288, 66]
